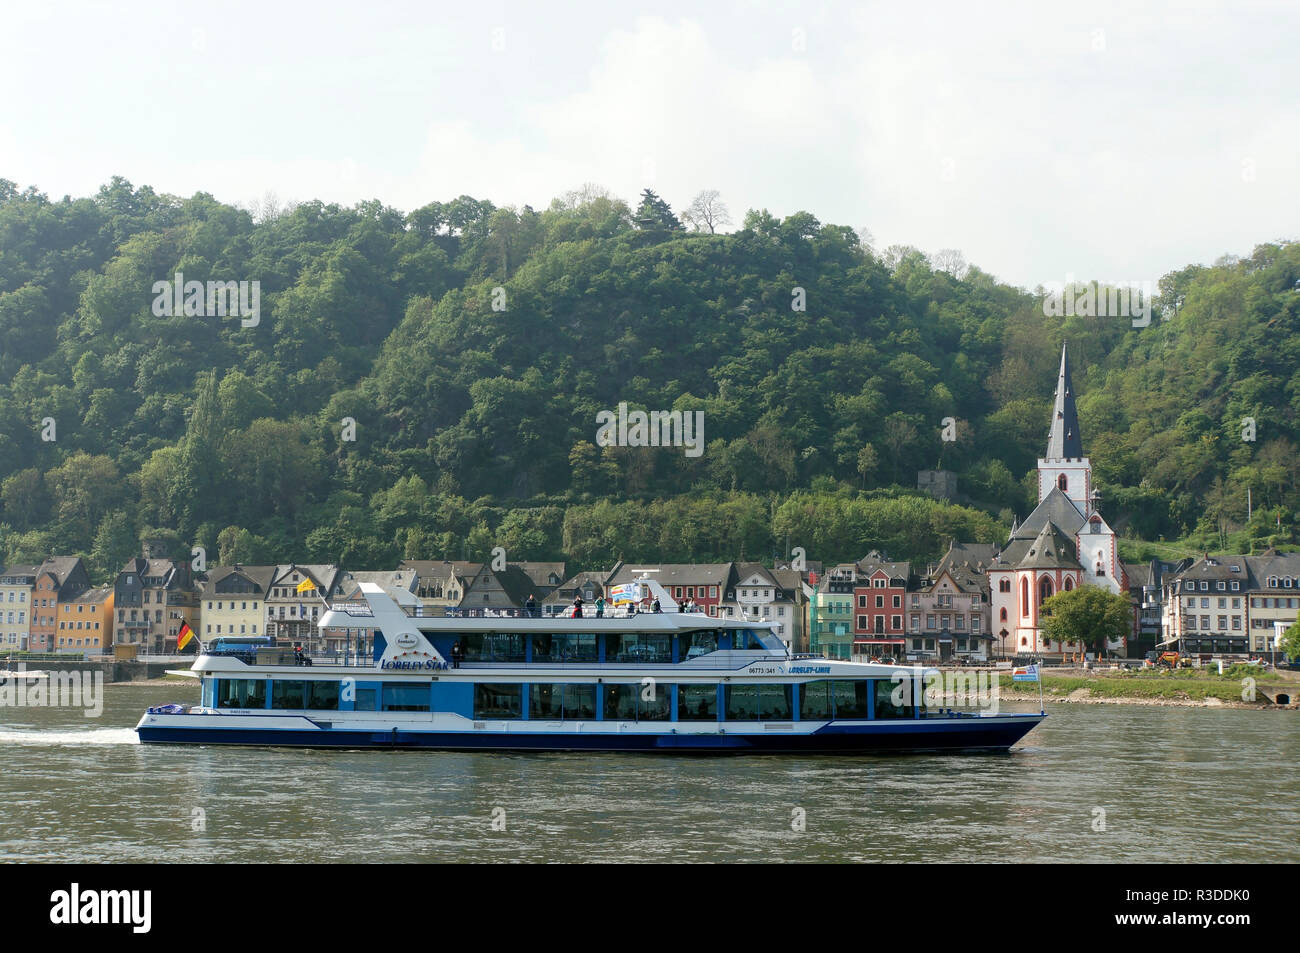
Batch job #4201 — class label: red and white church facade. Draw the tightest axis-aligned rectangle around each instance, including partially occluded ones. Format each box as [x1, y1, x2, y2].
[988, 345, 1128, 658]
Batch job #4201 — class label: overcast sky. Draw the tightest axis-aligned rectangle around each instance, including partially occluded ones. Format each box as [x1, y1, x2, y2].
[2, 0, 1295, 289]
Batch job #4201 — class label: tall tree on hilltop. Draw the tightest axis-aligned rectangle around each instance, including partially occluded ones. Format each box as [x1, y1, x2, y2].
[634, 188, 684, 237]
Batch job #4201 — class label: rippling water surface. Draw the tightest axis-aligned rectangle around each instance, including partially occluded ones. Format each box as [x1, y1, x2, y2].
[1, 682, 1296, 862]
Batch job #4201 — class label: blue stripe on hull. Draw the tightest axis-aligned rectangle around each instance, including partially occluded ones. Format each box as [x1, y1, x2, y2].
[137, 717, 1041, 753]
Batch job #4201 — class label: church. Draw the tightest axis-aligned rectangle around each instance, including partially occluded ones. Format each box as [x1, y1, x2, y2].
[988, 345, 1128, 658]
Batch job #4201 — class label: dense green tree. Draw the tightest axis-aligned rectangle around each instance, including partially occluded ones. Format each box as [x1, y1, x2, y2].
[1040, 585, 1134, 658]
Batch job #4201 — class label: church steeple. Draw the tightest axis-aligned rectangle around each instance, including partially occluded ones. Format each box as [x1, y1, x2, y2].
[1046, 343, 1083, 460]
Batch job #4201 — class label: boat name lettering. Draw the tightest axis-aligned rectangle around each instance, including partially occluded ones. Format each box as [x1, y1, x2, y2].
[789, 665, 831, 674]
[380, 659, 448, 671]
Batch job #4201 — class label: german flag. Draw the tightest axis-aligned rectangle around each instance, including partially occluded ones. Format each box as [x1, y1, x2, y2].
[177, 622, 196, 651]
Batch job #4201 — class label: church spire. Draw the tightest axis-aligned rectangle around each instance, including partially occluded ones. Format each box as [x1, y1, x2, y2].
[1046, 343, 1083, 460]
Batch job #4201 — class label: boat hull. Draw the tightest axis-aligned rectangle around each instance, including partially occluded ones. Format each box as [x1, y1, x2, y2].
[135, 713, 1044, 753]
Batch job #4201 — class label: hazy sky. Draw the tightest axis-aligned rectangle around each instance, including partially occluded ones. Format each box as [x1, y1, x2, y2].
[2, 0, 1295, 289]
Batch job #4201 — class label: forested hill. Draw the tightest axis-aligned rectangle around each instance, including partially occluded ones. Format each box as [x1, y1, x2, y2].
[1, 177, 1298, 579]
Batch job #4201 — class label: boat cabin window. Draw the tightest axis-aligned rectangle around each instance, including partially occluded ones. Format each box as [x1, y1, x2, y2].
[602, 683, 670, 720]
[606, 634, 671, 664]
[799, 681, 833, 720]
[354, 684, 378, 711]
[831, 681, 870, 718]
[271, 681, 306, 709]
[875, 678, 915, 719]
[531, 634, 598, 662]
[306, 681, 340, 710]
[262, 680, 340, 710]
[216, 678, 266, 709]
[724, 684, 792, 720]
[677, 684, 718, 720]
[462, 633, 526, 662]
[678, 630, 719, 659]
[474, 684, 522, 719]
[383, 682, 430, 712]
[530, 683, 597, 719]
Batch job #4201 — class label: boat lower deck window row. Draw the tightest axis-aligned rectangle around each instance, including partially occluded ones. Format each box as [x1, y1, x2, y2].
[213, 678, 923, 720]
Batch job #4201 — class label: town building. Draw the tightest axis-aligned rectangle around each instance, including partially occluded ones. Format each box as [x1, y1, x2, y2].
[1162, 556, 1250, 655]
[606, 563, 732, 617]
[907, 542, 995, 662]
[852, 552, 910, 659]
[199, 565, 276, 642]
[30, 557, 91, 653]
[459, 563, 538, 615]
[114, 549, 199, 654]
[1125, 559, 1189, 658]
[1162, 550, 1300, 657]
[1245, 551, 1300, 655]
[265, 565, 345, 647]
[57, 586, 114, 654]
[399, 560, 479, 615]
[0, 564, 38, 651]
[718, 563, 801, 648]
[512, 562, 567, 601]
[808, 564, 856, 659]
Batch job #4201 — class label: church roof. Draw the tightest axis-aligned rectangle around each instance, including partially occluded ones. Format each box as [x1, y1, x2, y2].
[993, 489, 1086, 568]
[1046, 344, 1084, 460]
[1016, 522, 1081, 571]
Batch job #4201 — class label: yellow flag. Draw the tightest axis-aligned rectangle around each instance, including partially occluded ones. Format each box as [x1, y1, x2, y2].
[297, 578, 316, 594]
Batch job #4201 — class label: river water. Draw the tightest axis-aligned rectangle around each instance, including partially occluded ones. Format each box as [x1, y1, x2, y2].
[1, 681, 1295, 863]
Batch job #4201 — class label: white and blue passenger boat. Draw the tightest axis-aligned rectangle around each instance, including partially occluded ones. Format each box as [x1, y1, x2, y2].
[135, 579, 1043, 752]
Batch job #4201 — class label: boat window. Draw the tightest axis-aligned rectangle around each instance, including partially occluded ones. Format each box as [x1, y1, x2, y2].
[532, 634, 598, 662]
[606, 634, 671, 664]
[598, 682, 672, 720]
[383, 682, 431, 712]
[602, 683, 638, 720]
[354, 685, 378, 711]
[462, 633, 526, 662]
[725, 684, 792, 720]
[677, 684, 718, 720]
[799, 681, 833, 720]
[529, 683, 598, 719]
[874, 678, 914, 719]
[640, 682, 671, 720]
[306, 681, 340, 710]
[216, 678, 265, 709]
[678, 630, 719, 660]
[831, 681, 870, 718]
[271, 680, 306, 709]
[474, 684, 522, 719]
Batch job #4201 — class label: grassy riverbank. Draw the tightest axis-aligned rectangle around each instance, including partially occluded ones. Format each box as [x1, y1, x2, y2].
[996, 665, 1297, 706]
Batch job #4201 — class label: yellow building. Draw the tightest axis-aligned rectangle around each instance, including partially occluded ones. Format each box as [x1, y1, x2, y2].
[199, 566, 276, 644]
[0, 565, 38, 651]
[57, 587, 115, 655]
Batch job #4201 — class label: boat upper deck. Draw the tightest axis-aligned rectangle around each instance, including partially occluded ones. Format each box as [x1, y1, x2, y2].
[320, 600, 775, 634]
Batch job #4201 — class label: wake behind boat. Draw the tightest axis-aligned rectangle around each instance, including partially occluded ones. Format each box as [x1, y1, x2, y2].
[134, 577, 1044, 753]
